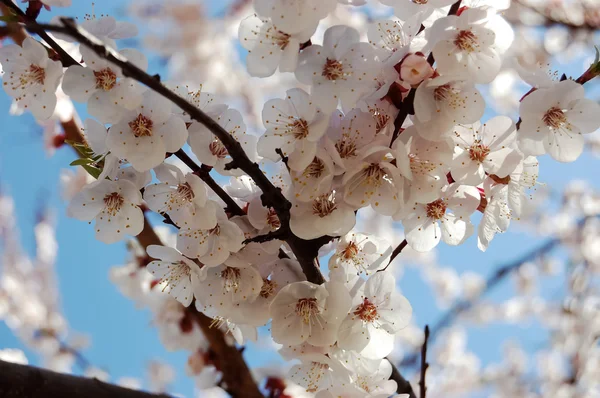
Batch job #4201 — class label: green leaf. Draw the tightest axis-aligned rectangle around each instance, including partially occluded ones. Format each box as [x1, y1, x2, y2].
[82, 164, 102, 179]
[0, 14, 19, 23]
[70, 158, 93, 166]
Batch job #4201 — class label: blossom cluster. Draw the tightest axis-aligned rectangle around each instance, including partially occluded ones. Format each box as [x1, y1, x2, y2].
[1, 0, 600, 396]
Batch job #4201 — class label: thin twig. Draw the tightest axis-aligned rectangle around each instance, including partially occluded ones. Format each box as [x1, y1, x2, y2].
[418, 325, 430, 398]
[380, 239, 408, 272]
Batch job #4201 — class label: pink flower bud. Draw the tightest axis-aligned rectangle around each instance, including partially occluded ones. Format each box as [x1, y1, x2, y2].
[399, 54, 434, 86]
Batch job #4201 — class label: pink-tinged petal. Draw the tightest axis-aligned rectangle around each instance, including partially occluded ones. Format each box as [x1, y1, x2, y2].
[156, 116, 188, 153]
[94, 203, 143, 244]
[451, 149, 485, 185]
[544, 129, 584, 163]
[567, 99, 600, 134]
[405, 219, 441, 252]
[62, 66, 96, 102]
[556, 80, 585, 109]
[440, 213, 470, 246]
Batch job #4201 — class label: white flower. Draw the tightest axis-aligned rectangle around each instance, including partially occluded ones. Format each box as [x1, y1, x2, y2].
[258, 88, 329, 171]
[188, 108, 257, 176]
[478, 177, 511, 251]
[289, 353, 351, 394]
[413, 76, 485, 141]
[338, 272, 411, 358]
[328, 232, 392, 277]
[239, 14, 317, 77]
[290, 191, 356, 239]
[324, 109, 383, 175]
[143, 163, 216, 230]
[342, 147, 405, 216]
[0, 38, 62, 120]
[106, 92, 188, 172]
[254, 0, 335, 34]
[82, 16, 138, 40]
[62, 40, 147, 124]
[507, 156, 540, 218]
[195, 260, 263, 313]
[270, 281, 351, 346]
[430, 8, 501, 84]
[400, 184, 480, 252]
[290, 149, 335, 201]
[67, 179, 144, 244]
[176, 202, 245, 266]
[83, 118, 109, 157]
[451, 116, 523, 185]
[146, 245, 204, 307]
[320, 357, 400, 397]
[518, 80, 600, 162]
[395, 127, 453, 204]
[367, 16, 423, 67]
[168, 84, 227, 123]
[295, 25, 378, 113]
[380, 0, 456, 22]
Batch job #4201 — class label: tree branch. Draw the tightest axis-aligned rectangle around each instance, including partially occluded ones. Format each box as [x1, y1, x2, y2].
[390, 361, 416, 398]
[22, 16, 333, 286]
[418, 325, 430, 398]
[0, 360, 172, 398]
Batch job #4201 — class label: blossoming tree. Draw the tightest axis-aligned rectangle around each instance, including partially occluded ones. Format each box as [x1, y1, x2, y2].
[1, 0, 600, 397]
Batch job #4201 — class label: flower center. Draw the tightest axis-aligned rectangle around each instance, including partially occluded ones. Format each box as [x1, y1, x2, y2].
[288, 119, 310, 139]
[542, 107, 567, 128]
[322, 58, 345, 81]
[295, 298, 319, 325]
[27, 64, 46, 85]
[454, 30, 479, 52]
[209, 225, 221, 236]
[369, 107, 390, 134]
[303, 157, 326, 179]
[209, 140, 228, 159]
[433, 84, 453, 102]
[103, 192, 124, 215]
[273, 30, 291, 50]
[409, 154, 437, 175]
[341, 241, 359, 260]
[353, 298, 379, 323]
[266, 208, 281, 230]
[174, 182, 195, 203]
[426, 199, 447, 220]
[412, 0, 428, 4]
[335, 138, 358, 159]
[129, 114, 153, 137]
[94, 67, 117, 91]
[364, 164, 386, 186]
[259, 279, 277, 298]
[312, 193, 338, 218]
[468, 141, 490, 162]
[220, 267, 242, 293]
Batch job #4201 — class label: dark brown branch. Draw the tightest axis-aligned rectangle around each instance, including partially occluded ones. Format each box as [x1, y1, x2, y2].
[0, 360, 172, 398]
[418, 325, 430, 398]
[28, 18, 333, 287]
[192, 312, 263, 398]
[390, 361, 416, 398]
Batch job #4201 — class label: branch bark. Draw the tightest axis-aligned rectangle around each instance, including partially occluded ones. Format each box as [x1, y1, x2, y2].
[0, 360, 172, 398]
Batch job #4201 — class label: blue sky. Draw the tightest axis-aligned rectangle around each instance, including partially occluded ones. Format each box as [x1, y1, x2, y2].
[0, 1, 599, 397]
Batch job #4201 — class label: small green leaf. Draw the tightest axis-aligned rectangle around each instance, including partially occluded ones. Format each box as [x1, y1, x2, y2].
[70, 158, 93, 166]
[82, 164, 102, 179]
[0, 14, 19, 23]
[594, 46, 599, 64]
